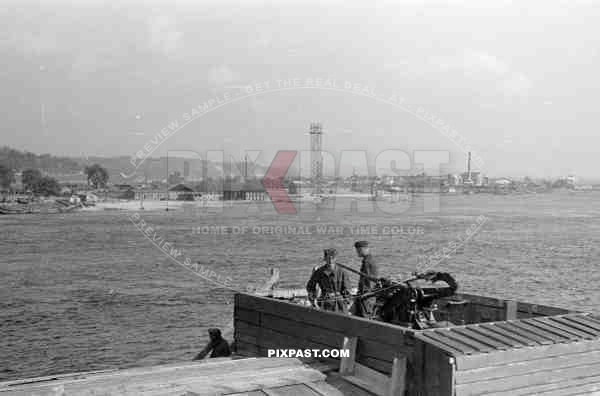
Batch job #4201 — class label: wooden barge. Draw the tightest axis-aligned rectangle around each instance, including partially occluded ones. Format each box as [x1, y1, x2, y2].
[3, 291, 600, 395]
[234, 291, 600, 396]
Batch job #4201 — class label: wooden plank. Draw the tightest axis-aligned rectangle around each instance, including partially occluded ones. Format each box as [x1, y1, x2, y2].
[256, 326, 391, 377]
[417, 332, 477, 355]
[454, 338, 600, 371]
[564, 315, 600, 333]
[516, 301, 571, 317]
[349, 363, 389, 396]
[520, 318, 581, 341]
[261, 313, 344, 347]
[0, 358, 301, 390]
[388, 355, 407, 396]
[258, 327, 332, 353]
[356, 339, 400, 363]
[235, 308, 261, 325]
[504, 300, 518, 320]
[339, 337, 357, 376]
[235, 341, 260, 357]
[304, 380, 347, 396]
[3, 361, 319, 396]
[184, 367, 327, 395]
[343, 375, 385, 396]
[235, 294, 410, 344]
[237, 333, 260, 346]
[451, 328, 511, 350]
[466, 325, 526, 348]
[414, 332, 467, 356]
[262, 384, 321, 396]
[531, 381, 600, 396]
[236, 320, 261, 339]
[531, 317, 595, 339]
[259, 313, 401, 362]
[584, 315, 600, 325]
[494, 322, 553, 345]
[455, 293, 505, 308]
[434, 345, 456, 396]
[357, 356, 392, 375]
[302, 358, 339, 374]
[322, 372, 384, 396]
[410, 339, 426, 395]
[432, 329, 496, 353]
[0, 368, 120, 388]
[548, 316, 600, 336]
[455, 349, 600, 384]
[227, 391, 268, 396]
[455, 362, 600, 396]
[421, 341, 453, 395]
[478, 323, 537, 346]
[181, 366, 325, 387]
[468, 305, 504, 323]
[461, 375, 600, 396]
[507, 320, 569, 343]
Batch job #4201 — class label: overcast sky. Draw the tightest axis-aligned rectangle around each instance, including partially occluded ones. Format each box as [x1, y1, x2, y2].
[1, 0, 599, 179]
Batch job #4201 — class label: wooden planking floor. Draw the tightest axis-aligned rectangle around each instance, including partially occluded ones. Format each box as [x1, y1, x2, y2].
[0, 358, 360, 396]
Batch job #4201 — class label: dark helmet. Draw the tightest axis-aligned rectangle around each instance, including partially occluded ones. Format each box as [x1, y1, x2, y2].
[354, 241, 369, 249]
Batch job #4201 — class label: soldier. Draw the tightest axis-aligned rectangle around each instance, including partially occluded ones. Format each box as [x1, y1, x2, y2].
[353, 241, 380, 318]
[306, 248, 350, 313]
[193, 328, 231, 360]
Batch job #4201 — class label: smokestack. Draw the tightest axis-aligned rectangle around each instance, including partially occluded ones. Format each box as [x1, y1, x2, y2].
[467, 152, 472, 180]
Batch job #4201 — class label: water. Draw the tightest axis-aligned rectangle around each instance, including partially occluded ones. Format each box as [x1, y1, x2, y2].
[1, 191, 599, 381]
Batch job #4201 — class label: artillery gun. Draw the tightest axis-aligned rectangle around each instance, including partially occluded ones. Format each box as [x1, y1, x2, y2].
[336, 263, 459, 329]
[373, 271, 458, 329]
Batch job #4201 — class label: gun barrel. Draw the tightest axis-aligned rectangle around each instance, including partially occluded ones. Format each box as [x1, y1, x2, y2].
[335, 262, 380, 282]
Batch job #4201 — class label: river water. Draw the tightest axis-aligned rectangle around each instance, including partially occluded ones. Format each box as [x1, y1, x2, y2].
[1, 191, 599, 381]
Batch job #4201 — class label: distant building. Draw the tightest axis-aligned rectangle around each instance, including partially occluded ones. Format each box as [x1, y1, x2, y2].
[448, 174, 461, 186]
[168, 184, 195, 200]
[573, 185, 592, 191]
[494, 178, 512, 186]
[223, 179, 266, 201]
[133, 190, 169, 201]
[114, 184, 134, 191]
[462, 171, 482, 186]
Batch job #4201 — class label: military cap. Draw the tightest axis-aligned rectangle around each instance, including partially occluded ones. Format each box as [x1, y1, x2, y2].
[323, 248, 337, 258]
[354, 241, 369, 249]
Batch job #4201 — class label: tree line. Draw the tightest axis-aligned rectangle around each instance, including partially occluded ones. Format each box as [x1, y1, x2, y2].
[0, 163, 109, 196]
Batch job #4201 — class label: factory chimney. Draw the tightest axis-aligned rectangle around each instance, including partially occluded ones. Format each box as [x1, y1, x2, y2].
[467, 152, 472, 181]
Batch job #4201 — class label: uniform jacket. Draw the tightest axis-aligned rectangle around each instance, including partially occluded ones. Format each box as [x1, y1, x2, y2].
[358, 254, 379, 294]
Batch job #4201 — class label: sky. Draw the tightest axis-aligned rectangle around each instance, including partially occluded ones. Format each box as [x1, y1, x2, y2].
[1, 0, 599, 179]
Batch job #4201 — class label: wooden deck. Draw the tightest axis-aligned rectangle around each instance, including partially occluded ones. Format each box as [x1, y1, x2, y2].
[235, 292, 600, 396]
[415, 313, 600, 396]
[0, 357, 375, 396]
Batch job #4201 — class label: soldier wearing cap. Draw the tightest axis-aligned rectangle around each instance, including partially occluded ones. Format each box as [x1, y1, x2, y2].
[353, 241, 380, 318]
[306, 248, 350, 313]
